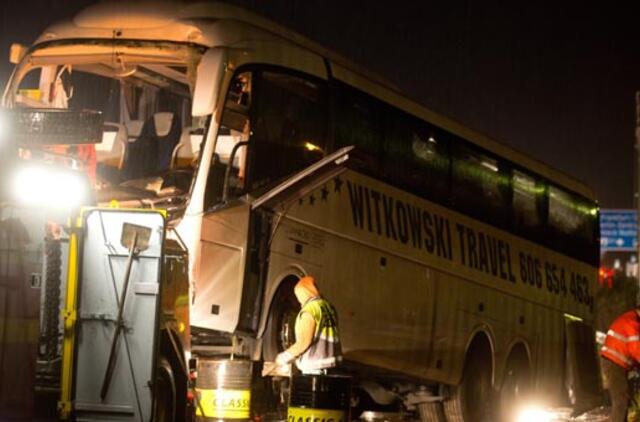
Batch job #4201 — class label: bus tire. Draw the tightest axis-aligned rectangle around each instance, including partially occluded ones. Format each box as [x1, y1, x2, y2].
[157, 329, 189, 422]
[417, 402, 446, 422]
[443, 337, 495, 422]
[263, 277, 299, 361]
[499, 346, 531, 422]
[154, 356, 177, 422]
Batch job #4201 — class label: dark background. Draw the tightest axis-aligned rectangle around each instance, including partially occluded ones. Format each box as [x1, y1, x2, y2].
[2, 1, 639, 208]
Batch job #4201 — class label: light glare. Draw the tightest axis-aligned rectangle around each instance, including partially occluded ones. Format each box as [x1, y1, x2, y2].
[515, 404, 553, 422]
[11, 165, 88, 209]
[304, 141, 322, 152]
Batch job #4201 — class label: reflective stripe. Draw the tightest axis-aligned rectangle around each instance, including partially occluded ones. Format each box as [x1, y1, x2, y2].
[318, 334, 340, 343]
[608, 330, 629, 342]
[602, 345, 634, 366]
[608, 329, 640, 343]
[296, 298, 342, 373]
[297, 356, 343, 372]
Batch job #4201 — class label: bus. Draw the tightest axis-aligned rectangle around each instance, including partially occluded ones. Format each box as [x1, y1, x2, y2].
[1, 2, 601, 421]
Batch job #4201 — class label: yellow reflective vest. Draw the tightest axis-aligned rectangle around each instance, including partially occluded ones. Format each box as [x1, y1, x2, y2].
[296, 297, 342, 372]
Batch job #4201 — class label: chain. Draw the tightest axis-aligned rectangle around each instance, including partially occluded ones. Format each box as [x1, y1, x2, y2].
[42, 237, 62, 360]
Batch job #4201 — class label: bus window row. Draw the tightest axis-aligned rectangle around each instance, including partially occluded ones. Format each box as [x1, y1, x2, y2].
[210, 67, 598, 266]
[333, 80, 598, 265]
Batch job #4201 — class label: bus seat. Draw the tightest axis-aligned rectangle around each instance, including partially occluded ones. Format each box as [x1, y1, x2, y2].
[153, 112, 181, 172]
[96, 122, 127, 169]
[121, 117, 159, 180]
[121, 113, 181, 179]
[171, 127, 192, 169]
[172, 127, 204, 168]
[125, 119, 145, 141]
[96, 122, 127, 183]
[154, 112, 174, 137]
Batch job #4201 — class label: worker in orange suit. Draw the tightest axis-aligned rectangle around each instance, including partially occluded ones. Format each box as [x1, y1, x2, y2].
[275, 276, 342, 374]
[601, 308, 640, 421]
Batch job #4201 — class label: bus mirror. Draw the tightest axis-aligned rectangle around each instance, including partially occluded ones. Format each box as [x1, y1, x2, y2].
[192, 48, 227, 117]
[9, 43, 28, 64]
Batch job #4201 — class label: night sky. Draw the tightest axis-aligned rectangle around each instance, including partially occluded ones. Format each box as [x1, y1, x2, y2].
[2, 1, 640, 208]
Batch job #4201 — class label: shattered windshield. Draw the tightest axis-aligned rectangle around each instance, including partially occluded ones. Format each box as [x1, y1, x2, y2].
[6, 42, 204, 216]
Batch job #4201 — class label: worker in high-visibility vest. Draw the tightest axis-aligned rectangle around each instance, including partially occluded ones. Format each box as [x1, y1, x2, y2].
[601, 308, 640, 422]
[275, 276, 342, 374]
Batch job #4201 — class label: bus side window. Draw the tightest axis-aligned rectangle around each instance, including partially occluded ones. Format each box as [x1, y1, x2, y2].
[334, 81, 382, 175]
[548, 186, 598, 263]
[204, 72, 252, 209]
[384, 111, 450, 203]
[246, 71, 328, 192]
[452, 144, 509, 226]
[512, 170, 542, 231]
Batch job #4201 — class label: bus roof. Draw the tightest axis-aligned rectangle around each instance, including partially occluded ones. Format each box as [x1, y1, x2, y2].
[31, 1, 596, 200]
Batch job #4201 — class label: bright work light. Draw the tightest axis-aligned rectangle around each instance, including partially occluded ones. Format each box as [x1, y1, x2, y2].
[10, 164, 90, 209]
[515, 404, 553, 422]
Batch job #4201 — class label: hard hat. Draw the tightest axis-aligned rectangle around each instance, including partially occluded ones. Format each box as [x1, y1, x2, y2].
[295, 276, 320, 298]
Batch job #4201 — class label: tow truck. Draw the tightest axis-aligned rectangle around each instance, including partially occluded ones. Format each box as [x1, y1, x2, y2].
[0, 3, 354, 420]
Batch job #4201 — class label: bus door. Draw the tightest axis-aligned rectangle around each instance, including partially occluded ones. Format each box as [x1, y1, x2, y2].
[193, 68, 348, 335]
[564, 316, 603, 414]
[239, 146, 356, 333]
[194, 142, 354, 335]
[192, 69, 253, 334]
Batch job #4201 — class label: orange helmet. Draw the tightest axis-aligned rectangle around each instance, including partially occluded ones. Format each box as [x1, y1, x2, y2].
[294, 276, 320, 298]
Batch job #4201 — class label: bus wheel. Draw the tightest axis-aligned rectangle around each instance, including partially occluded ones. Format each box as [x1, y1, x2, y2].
[153, 357, 177, 422]
[417, 402, 446, 422]
[443, 337, 495, 422]
[499, 347, 531, 422]
[263, 277, 299, 361]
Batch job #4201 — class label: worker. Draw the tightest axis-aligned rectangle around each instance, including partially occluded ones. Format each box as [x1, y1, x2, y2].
[600, 307, 640, 421]
[275, 276, 342, 374]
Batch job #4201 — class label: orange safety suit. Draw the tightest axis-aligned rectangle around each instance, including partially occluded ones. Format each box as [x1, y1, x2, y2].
[46, 144, 97, 185]
[601, 310, 640, 370]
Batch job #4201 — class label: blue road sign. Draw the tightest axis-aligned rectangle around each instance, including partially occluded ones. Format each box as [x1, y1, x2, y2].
[600, 209, 637, 251]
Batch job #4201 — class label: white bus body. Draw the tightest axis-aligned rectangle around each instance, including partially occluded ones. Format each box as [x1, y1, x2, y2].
[2, 2, 601, 420]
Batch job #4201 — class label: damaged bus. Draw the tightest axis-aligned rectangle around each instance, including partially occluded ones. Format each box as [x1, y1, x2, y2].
[0, 2, 602, 421]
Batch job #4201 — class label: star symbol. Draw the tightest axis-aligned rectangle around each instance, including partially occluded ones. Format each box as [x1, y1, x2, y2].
[334, 176, 343, 193]
[321, 186, 329, 201]
[309, 194, 316, 205]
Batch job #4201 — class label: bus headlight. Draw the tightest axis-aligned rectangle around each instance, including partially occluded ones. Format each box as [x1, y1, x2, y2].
[10, 164, 90, 209]
[515, 404, 553, 422]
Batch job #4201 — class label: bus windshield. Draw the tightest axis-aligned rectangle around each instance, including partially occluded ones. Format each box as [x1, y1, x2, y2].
[5, 42, 203, 217]
[204, 69, 328, 208]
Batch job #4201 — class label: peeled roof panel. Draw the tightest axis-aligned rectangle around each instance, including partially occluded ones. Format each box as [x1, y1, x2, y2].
[73, 2, 182, 29]
[27, 1, 595, 200]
